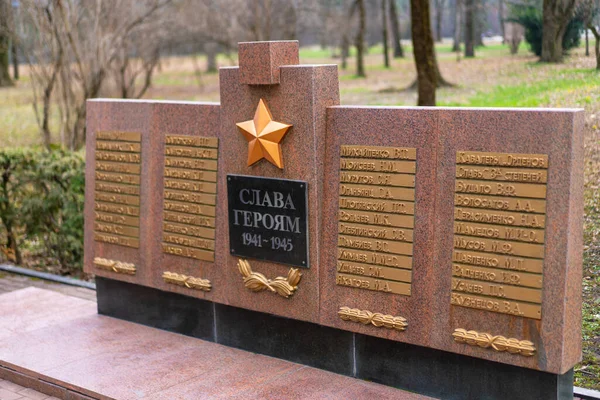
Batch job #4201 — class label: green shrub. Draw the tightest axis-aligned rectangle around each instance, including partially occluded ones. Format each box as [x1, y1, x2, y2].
[0, 148, 36, 265]
[0, 148, 85, 273]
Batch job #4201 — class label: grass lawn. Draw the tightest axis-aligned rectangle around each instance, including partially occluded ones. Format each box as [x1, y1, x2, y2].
[0, 38, 599, 389]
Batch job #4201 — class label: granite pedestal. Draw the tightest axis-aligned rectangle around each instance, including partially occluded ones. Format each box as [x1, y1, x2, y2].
[97, 277, 575, 400]
[84, 40, 585, 400]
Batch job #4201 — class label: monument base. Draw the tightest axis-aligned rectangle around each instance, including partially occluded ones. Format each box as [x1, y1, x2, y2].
[0, 286, 423, 399]
[97, 277, 574, 400]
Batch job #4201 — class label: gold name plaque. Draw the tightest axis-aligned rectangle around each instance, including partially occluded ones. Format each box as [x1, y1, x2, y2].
[162, 135, 218, 261]
[451, 151, 548, 319]
[93, 131, 141, 248]
[335, 145, 416, 296]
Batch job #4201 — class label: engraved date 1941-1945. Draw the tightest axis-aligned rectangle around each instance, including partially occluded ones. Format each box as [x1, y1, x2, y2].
[241, 232, 293, 252]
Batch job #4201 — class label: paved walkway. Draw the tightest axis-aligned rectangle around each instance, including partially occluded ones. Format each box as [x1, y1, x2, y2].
[0, 379, 59, 400]
[0, 272, 95, 400]
[0, 272, 95, 301]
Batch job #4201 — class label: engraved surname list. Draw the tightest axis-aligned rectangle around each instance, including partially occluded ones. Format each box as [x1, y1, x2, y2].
[451, 151, 548, 320]
[162, 135, 218, 262]
[93, 131, 142, 248]
[336, 145, 416, 296]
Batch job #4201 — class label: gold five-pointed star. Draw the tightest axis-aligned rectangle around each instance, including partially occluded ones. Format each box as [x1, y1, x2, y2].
[236, 99, 292, 169]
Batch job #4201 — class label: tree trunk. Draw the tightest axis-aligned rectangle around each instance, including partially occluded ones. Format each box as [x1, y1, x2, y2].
[11, 39, 17, 80]
[341, 34, 350, 69]
[452, 0, 462, 51]
[5, 226, 21, 265]
[596, 32, 600, 70]
[0, 173, 21, 266]
[475, 3, 484, 47]
[435, 0, 445, 42]
[410, 0, 437, 105]
[540, 18, 566, 62]
[0, 0, 12, 87]
[205, 43, 218, 73]
[464, 0, 475, 57]
[590, 26, 600, 70]
[389, 0, 404, 57]
[585, 28, 589, 56]
[540, 0, 576, 63]
[382, 0, 390, 68]
[499, 0, 505, 43]
[355, 0, 366, 77]
[9, 0, 17, 81]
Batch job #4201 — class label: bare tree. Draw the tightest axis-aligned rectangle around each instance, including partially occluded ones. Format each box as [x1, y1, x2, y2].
[505, 22, 525, 54]
[11, 38, 18, 80]
[175, 0, 310, 68]
[475, 0, 485, 46]
[434, 0, 446, 42]
[341, 33, 350, 69]
[541, 0, 577, 62]
[351, 0, 367, 77]
[411, 0, 436, 105]
[499, 0, 506, 43]
[20, 0, 173, 150]
[452, 0, 462, 51]
[586, 25, 590, 55]
[465, 0, 475, 57]
[590, 25, 600, 69]
[580, 0, 600, 68]
[382, 0, 390, 67]
[8, 0, 18, 81]
[389, 0, 404, 57]
[0, 0, 13, 87]
[205, 42, 218, 73]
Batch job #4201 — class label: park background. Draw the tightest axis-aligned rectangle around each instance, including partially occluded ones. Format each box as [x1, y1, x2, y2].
[0, 0, 598, 391]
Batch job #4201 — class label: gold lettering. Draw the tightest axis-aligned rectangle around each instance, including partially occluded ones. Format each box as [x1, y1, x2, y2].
[165, 135, 218, 148]
[340, 145, 416, 160]
[95, 141, 141, 152]
[96, 131, 141, 142]
[336, 273, 411, 295]
[95, 151, 140, 164]
[95, 162, 141, 175]
[94, 233, 139, 248]
[340, 158, 416, 174]
[452, 151, 548, 318]
[93, 132, 141, 249]
[162, 243, 214, 261]
[456, 151, 548, 169]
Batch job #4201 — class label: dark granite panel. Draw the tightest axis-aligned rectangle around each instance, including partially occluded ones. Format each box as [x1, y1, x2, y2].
[355, 333, 574, 400]
[215, 303, 354, 376]
[96, 277, 214, 341]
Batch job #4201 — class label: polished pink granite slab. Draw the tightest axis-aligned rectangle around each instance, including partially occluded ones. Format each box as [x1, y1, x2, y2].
[320, 106, 584, 374]
[84, 100, 155, 288]
[213, 59, 339, 322]
[238, 41, 299, 85]
[0, 288, 431, 400]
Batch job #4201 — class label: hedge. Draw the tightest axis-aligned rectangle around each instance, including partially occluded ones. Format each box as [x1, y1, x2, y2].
[0, 148, 85, 273]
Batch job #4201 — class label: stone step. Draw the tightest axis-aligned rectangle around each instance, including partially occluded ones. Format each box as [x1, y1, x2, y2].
[0, 287, 430, 400]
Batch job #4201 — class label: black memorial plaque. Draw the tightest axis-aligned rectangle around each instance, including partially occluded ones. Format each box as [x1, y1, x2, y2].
[227, 174, 309, 267]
